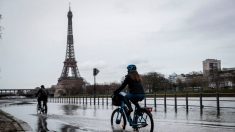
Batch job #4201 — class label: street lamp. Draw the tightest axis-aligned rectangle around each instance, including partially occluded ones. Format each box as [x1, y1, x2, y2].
[93, 68, 99, 105]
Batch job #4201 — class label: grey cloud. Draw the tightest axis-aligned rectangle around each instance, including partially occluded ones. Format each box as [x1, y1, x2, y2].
[181, 0, 235, 38]
[1, 0, 235, 89]
[142, 0, 235, 45]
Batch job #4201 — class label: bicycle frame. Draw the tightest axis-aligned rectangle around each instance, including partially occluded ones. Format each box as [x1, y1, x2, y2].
[37, 102, 47, 114]
[112, 92, 154, 131]
[117, 101, 144, 127]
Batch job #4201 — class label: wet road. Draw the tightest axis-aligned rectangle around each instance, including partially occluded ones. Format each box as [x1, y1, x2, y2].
[1, 99, 235, 132]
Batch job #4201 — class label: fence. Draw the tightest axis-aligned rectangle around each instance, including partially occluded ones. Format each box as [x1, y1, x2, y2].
[48, 93, 235, 114]
[48, 95, 110, 106]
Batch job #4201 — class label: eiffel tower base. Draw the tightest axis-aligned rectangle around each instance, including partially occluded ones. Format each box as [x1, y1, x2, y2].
[54, 78, 85, 97]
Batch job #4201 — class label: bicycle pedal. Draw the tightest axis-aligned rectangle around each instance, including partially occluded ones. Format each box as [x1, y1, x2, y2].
[141, 123, 148, 127]
[132, 124, 138, 129]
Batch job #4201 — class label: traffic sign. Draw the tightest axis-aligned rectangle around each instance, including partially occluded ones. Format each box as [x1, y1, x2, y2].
[93, 68, 99, 76]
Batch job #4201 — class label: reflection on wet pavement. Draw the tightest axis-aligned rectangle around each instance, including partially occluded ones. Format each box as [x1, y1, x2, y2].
[61, 105, 80, 115]
[1, 99, 235, 132]
[61, 124, 80, 132]
[37, 115, 49, 132]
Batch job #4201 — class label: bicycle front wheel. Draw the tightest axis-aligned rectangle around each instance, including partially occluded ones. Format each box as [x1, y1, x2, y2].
[111, 108, 126, 131]
[135, 109, 154, 132]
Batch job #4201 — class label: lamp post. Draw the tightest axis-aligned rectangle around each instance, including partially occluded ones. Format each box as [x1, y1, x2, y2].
[93, 68, 99, 105]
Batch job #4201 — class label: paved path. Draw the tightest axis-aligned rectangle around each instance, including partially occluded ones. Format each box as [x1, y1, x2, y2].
[1, 98, 235, 132]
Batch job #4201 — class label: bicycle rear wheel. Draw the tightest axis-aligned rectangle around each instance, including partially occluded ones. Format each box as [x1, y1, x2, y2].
[111, 108, 126, 130]
[134, 109, 154, 132]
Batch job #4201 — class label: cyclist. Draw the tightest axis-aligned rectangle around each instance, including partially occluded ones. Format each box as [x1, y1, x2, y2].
[36, 85, 48, 113]
[114, 64, 145, 116]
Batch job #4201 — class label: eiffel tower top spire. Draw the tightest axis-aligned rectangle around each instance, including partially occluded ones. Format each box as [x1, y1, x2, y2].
[68, 2, 72, 16]
[58, 6, 80, 81]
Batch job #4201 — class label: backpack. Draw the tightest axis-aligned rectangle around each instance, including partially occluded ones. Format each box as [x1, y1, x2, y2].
[112, 94, 121, 106]
[40, 89, 47, 97]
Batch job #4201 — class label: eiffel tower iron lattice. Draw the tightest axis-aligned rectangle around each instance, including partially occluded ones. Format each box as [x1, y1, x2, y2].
[55, 6, 85, 97]
[59, 7, 81, 81]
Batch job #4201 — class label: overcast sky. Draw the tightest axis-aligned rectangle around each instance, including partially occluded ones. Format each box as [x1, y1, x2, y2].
[0, 0, 235, 89]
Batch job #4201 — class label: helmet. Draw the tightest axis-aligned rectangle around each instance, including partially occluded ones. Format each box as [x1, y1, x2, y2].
[41, 85, 45, 89]
[127, 64, 137, 72]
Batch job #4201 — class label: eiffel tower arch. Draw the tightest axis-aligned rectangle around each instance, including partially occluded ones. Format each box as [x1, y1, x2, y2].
[55, 6, 85, 97]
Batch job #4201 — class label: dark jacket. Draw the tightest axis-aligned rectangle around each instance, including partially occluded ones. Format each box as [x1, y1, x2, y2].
[114, 74, 145, 94]
[36, 88, 48, 100]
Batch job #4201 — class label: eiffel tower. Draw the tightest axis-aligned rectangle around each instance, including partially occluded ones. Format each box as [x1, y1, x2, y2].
[55, 6, 84, 96]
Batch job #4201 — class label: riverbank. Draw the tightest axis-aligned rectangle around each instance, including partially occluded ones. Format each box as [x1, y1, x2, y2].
[0, 109, 26, 131]
[0, 100, 32, 131]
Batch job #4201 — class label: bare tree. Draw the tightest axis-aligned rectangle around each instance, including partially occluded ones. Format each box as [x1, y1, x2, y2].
[142, 72, 170, 93]
[185, 72, 206, 92]
[176, 78, 186, 91]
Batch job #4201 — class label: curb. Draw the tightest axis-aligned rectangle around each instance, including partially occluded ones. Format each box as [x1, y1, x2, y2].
[0, 109, 32, 131]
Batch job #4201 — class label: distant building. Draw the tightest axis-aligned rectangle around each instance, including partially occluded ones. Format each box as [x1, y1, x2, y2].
[220, 68, 235, 88]
[168, 73, 177, 83]
[203, 59, 221, 76]
[222, 67, 235, 71]
[202, 59, 235, 89]
[168, 73, 186, 84]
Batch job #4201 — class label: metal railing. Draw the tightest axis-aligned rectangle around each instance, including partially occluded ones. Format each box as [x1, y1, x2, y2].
[48, 93, 235, 114]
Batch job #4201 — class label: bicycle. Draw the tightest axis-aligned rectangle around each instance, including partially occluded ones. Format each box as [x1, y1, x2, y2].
[37, 102, 47, 114]
[111, 92, 154, 132]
